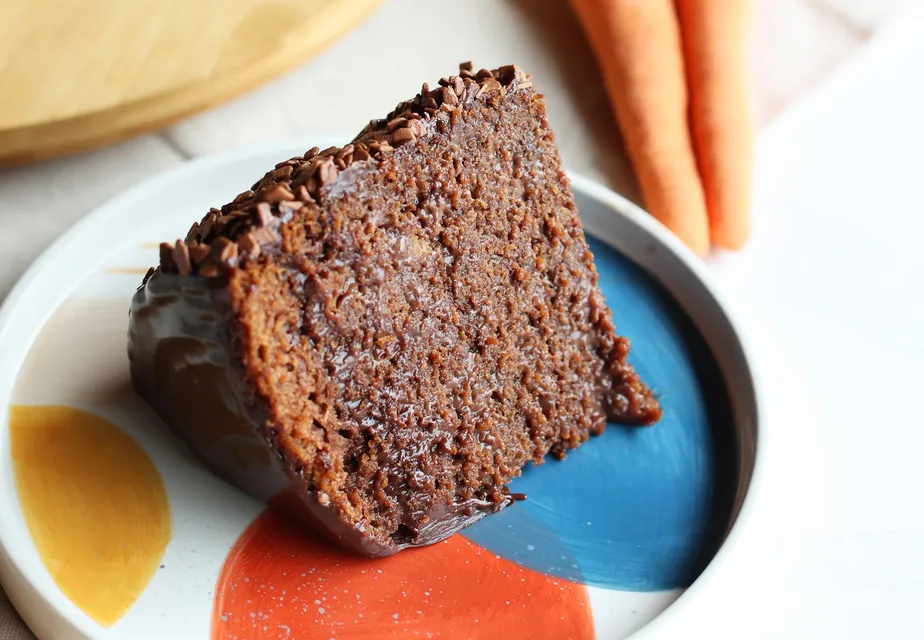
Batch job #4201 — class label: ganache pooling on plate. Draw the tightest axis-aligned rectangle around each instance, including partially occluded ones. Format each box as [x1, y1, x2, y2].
[127, 62, 662, 557]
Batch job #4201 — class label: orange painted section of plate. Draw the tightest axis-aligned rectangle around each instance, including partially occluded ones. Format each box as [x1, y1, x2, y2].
[212, 508, 594, 639]
[0, 0, 381, 166]
[9, 405, 171, 627]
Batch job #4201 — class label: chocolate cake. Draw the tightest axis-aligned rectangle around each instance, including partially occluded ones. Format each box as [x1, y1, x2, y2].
[128, 63, 661, 557]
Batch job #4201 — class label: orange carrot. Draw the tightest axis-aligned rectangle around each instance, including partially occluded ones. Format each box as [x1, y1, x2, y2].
[676, 0, 753, 250]
[569, 0, 710, 255]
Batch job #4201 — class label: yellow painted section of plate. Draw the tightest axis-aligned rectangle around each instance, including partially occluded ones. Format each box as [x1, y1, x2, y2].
[0, 0, 381, 166]
[9, 405, 171, 627]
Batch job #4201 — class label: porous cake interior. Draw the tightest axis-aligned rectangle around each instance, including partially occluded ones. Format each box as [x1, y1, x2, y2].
[224, 80, 658, 546]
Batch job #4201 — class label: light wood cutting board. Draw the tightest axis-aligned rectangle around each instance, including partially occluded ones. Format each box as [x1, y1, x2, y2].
[0, 0, 381, 167]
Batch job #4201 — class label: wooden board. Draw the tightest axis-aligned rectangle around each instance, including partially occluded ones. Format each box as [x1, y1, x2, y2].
[0, 0, 381, 166]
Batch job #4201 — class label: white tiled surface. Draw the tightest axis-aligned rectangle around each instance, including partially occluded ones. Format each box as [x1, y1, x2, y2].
[0, 0, 918, 638]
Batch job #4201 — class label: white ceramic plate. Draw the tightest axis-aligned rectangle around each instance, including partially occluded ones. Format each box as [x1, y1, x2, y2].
[0, 137, 762, 640]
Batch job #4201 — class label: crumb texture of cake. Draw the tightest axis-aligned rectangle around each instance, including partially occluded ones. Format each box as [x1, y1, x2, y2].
[128, 62, 661, 557]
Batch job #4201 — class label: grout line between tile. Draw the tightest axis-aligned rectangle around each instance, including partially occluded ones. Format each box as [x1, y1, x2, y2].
[804, 0, 874, 40]
[156, 131, 193, 160]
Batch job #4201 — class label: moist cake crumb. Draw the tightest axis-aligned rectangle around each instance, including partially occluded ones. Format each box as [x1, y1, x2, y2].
[128, 62, 661, 557]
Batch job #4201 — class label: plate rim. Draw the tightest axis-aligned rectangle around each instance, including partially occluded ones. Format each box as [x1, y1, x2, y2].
[0, 137, 766, 639]
[568, 173, 767, 638]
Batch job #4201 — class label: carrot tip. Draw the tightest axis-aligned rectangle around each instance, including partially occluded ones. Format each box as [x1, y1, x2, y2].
[710, 224, 751, 251]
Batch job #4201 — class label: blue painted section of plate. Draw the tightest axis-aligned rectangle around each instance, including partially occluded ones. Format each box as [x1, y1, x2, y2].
[462, 235, 737, 592]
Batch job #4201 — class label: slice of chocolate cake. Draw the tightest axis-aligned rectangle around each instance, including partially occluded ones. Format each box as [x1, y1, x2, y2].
[129, 63, 661, 557]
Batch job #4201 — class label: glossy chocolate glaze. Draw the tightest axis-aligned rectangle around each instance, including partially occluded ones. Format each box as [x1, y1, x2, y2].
[128, 270, 508, 557]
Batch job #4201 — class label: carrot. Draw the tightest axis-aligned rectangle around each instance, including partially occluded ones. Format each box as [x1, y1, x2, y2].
[569, 0, 710, 255]
[676, 0, 753, 250]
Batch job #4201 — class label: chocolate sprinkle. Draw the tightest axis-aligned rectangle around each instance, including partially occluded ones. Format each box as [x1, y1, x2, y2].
[213, 237, 238, 264]
[296, 185, 313, 203]
[185, 222, 200, 245]
[252, 226, 279, 246]
[155, 62, 533, 277]
[172, 240, 192, 276]
[391, 128, 416, 147]
[317, 159, 338, 186]
[189, 244, 210, 265]
[260, 183, 294, 204]
[238, 232, 261, 259]
[254, 202, 272, 227]
[159, 242, 174, 270]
